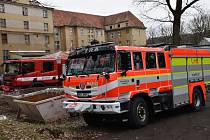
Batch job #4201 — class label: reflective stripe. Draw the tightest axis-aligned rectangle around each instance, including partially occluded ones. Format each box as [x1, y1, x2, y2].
[187, 65, 202, 71]
[203, 58, 210, 65]
[187, 58, 202, 65]
[172, 66, 186, 72]
[173, 79, 188, 87]
[172, 58, 186, 66]
[17, 76, 58, 82]
[174, 85, 188, 89]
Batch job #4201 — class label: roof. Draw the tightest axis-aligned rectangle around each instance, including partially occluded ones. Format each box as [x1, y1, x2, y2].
[104, 11, 145, 28]
[53, 10, 145, 29]
[0, 0, 53, 10]
[53, 10, 104, 28]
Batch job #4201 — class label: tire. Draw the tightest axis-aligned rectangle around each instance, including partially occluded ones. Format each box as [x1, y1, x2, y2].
[83, 113, 103, 126]
[191, 88, 203, 112]
[128, 97, 149, 128]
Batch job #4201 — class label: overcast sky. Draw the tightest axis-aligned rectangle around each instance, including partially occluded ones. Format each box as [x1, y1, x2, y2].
[38, 0, 210, 31]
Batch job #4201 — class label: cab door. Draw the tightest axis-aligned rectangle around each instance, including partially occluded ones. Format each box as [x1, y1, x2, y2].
[117, 51, 135, 97]
[145, 52, 160, 94]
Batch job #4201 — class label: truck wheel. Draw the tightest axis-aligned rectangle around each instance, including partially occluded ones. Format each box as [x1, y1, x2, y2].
[83, 113, 102, 126]
[128, 97, 149, 128]
[191, 88, 203, 112]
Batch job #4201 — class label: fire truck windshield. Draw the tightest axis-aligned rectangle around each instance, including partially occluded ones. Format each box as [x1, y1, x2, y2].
[67, 52, 115, 76]
[5, 62, 21, 75]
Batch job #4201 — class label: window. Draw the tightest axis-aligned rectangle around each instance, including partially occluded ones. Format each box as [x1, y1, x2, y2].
[3, 50, 9, 61]
[70, 40, 73, 47]
[126, 23, 129, 27]
[1, 33, 7, 44]
[80, 28, 84, 35]
[44, 23, 48, 31]
[126, 28, 129, 33]
[46, 50, 50, 54]
[118, 31, 121, 38]
[91, 29, 94, 33]
[69, 28, 73, 35]
[126, 40, 130, 46]
[45, 35, 49, 44]
[81, 40, 84, 45]
[146, 52, 157, 69]
[0, 18, 6, 28]
[55, 41, 60, 49]
[110, 26, 112, 29]
[24, 35, 30, 44]
[24, 21, 29, 29]
[111, 33, 114, 39]
[118, 51, 132, 70]
[22, 7, 28, 16]
[158, 53, 166, 68]
[133, 52, 143, 70]
[43, 10, 48, 18]
[43, 61, 54, 73]
[118, 24, 120, 28]
[22, 62, 35, 74]
[0, 4, 5, 13]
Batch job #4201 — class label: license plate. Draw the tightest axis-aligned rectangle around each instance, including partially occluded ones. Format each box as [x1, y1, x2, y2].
[77, 92, 89, 98]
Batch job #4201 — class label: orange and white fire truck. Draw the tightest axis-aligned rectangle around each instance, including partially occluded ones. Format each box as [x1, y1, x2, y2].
[1, 57, 67, 92]
[63, 43, 210, 128]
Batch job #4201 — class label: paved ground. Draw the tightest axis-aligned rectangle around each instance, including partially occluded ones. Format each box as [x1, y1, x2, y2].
[1, 94, 210, 140]
[94, 96, 210, 140]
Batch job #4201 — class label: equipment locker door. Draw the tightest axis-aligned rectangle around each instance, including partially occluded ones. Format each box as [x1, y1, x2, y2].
[171, 57, 189, 107]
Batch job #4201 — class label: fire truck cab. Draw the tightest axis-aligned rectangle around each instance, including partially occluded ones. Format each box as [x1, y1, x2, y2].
[2, 58, 65, 91]
[63, 43, 209, 128]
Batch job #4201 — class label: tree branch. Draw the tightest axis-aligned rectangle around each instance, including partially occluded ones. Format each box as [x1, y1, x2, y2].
[165, 0, 175, 15]
[181, 0, 200, 14]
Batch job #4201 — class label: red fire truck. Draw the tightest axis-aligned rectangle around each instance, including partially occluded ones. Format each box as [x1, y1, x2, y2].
[63, 43, 209, 128]
[1, 54, 67, 92]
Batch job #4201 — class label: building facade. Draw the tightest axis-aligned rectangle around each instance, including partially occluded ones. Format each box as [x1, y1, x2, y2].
[0, 0, 54, 66]
[53, 10, 146, 51]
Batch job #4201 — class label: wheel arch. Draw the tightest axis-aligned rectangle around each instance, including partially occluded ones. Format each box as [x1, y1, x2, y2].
[131, 92, 154, 115]
[193, 85, 205, 106]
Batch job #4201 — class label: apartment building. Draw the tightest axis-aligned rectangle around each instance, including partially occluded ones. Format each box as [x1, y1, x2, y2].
[0, 0, 54, 66]
[53, 10, 146, 51]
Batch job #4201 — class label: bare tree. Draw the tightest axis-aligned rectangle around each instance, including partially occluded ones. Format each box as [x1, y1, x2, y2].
[188, 13, 210, 43]
[134, 0, 202, 45]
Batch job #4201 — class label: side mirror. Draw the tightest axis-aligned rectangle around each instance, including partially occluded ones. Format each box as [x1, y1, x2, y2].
[121, 70, 127, 76]
[102, 72, 110, 80]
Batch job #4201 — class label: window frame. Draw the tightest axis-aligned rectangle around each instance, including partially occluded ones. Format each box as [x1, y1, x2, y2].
[45, 35, 49, 45]
[146, 52, 157, 69]
[43, 9, 48, 18]
[157, 52, 166, 68]
[22, 62, 35, 74]
[42, 61, 54, 73]
[24, 35, 30, 44]
[24, 21, 29, 29]
[117, 51, 132, 71]
[0, 18, 6, 28]
[133, 52, 144, 70]
[1, 33, 8, 44]
[44, 23, 48, 31]
[22, 7, 28, 16]
[0, 4, 5, 13]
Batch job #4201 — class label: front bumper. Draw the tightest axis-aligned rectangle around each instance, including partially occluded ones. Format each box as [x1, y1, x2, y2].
[63, 101, 122, 114]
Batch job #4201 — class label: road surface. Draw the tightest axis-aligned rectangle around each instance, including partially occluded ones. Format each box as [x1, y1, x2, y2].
[94, 96, 210, 140]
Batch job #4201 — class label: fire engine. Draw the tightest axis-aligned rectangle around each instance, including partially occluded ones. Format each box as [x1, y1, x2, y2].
[1, 56, 67, 92]
[63, 43, 210, 128]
